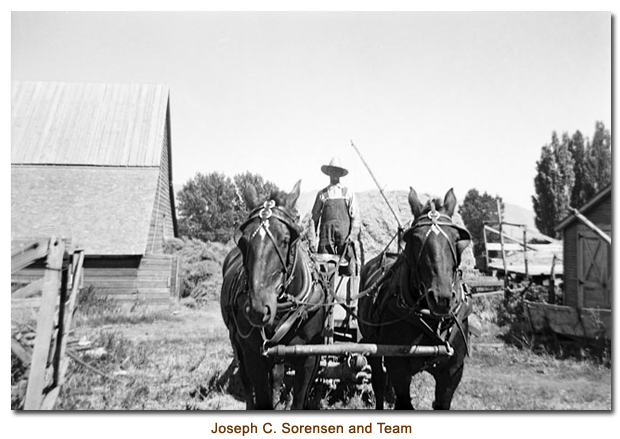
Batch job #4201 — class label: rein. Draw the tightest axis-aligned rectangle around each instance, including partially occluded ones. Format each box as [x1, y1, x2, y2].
[234, 200, 325, 351]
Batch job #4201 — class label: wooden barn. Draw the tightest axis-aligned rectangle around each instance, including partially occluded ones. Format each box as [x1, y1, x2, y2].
[11, 81, 180, 304]
[524, 184, 611, 339]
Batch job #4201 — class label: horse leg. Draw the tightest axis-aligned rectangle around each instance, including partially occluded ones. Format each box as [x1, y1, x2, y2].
[244, 348, 273, 410]
[368, 356, 387, 410]
[290, 354, 320, 410]
[385, 357, 413, 410]
[230, 338, 255, 410]
[237, 354, 255, 410]
[430, 362, 464, 410]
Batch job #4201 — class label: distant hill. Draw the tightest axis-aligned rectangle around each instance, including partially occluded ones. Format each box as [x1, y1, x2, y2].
[297, 189, 548, 274]
[299, 189, 476, 272]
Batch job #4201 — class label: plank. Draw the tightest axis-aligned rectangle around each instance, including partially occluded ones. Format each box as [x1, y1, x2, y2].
[24, 238, 64, 410]
[56, 251, 84, 388]
[11, 298, 43, 309]
[11, 239, 50, 273]
[569, 207, 612, 244]
[12, 278, 45, 299]
[524, 301, 611, 339]
[39, 387, 61, 411]
[11, 338, 32, 365]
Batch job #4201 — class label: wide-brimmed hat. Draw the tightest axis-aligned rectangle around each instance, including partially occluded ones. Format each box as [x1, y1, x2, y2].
[321, 157, 349, 177]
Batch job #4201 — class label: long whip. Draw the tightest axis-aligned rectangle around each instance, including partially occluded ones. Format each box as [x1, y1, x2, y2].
[350, 140, 404, 251]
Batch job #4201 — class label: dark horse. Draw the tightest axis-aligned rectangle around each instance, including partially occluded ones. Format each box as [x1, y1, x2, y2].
[220, 181, 326, 409]
[358, 187, 473, 410]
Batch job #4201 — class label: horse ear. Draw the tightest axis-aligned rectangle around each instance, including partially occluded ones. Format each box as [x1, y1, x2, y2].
[285, 180, 301, 209]
[443, 188, 457, 217]
[243, 184, 260, 210]
[408, 187, 424, 219]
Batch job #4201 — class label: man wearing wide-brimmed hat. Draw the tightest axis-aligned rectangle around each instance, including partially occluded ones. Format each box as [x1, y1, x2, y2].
[311, 157, 359, 266]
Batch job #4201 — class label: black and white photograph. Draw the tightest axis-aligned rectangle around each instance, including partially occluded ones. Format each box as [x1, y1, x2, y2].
[8, 5, 613, 422]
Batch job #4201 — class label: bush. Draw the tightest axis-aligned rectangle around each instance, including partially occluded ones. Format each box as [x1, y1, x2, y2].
[167, 238, 234, 302]
[496, 282, 559, 327]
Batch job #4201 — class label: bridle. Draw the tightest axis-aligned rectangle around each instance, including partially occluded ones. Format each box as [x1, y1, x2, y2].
[400, 202, 471, 317]
[234, 200, 323, 350]
[237, 200, 302, 300]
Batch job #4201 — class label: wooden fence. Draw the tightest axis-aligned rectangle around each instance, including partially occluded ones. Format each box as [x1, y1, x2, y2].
[11, 237, 84, 410]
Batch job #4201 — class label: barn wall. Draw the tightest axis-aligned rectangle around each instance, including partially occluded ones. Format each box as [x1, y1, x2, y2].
[137, 254, 176, 302]
[13, 255, 173, 303]
[562, 224, 579, 307]
[561, 193, 611, 308]
[586, 194, 611, 226]
[146, 112, 175, 255]
[13, 257, 141, 297]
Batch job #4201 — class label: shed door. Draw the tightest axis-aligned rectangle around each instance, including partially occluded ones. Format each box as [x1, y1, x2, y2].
[577, 227, 611, 309]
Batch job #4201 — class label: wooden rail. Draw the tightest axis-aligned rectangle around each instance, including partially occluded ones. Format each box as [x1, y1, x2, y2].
[568, 206, 611, 245]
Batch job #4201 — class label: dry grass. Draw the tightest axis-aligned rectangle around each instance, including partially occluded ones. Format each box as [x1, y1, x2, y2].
[41, 297, 611, 411]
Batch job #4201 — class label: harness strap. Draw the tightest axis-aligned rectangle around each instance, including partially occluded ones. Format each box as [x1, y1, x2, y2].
[262, 278, 325, 350]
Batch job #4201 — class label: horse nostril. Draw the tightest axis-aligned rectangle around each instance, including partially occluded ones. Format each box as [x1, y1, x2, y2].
[262, 305, 272, 323]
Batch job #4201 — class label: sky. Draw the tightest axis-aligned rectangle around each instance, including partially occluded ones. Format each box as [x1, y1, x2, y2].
[10, 9, 612, 210]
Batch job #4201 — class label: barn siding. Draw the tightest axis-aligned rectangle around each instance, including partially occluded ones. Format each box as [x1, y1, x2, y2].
[146, 109, 175, 254]
[563, 225, 579, 307]
[585, 195, 611, 226]
[561, 191, 611, 309]
[12, 257, 141, 296]
[13, 255, 173, 303]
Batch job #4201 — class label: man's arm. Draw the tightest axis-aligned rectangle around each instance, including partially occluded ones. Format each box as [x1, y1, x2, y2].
[311, 192, 323, 232]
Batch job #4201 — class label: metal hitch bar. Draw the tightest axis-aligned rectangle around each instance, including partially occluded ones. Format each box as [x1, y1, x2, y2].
[262, 342, 453, 358]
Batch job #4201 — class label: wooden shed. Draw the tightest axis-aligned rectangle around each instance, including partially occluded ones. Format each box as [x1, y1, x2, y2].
[524, 184, 611, 339]
[11, 81, 180, 304]
[555, 184, 611, 310]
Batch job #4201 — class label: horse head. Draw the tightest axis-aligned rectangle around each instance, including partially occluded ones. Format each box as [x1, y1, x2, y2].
[403, 187, 471, 317]
[235, 180, 302, 327]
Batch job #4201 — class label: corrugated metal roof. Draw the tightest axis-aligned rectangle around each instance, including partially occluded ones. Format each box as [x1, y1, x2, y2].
[12, 81, 169, 167]
[11, 166, 159, 255]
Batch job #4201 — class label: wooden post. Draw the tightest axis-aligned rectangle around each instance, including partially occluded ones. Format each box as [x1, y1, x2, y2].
[548, 255, 556, 305]
[523, 226, 529, 279]
[497, 200, 508, 289]
[483, 223, 489, 271]
[24, 237, 64, 410]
